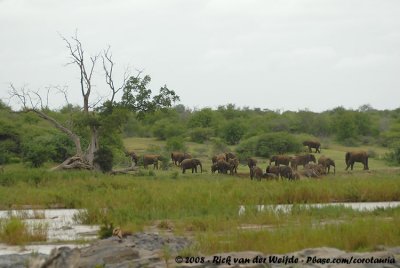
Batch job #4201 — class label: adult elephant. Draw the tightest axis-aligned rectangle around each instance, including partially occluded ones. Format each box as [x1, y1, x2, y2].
[228, 158, 239, 174]
[143, 154, 161, 169]
[225, 152, 236, 161]
[270, 155, 291, 166]
[291, 154, 316, 170]
[318, 156, 336, 174]
[212, 153, 227, 164]
[181, 158, 202, 174]
[212, 160, 234, 175]
[266, 165, 280, 177]
[303, 140, 321, 153]
[279, 166, 295, 180]
[247, 157, 257, 169]
[171, 152, 192, 166]
[345, 151, 369, 170]
[250, 166, 263, 180]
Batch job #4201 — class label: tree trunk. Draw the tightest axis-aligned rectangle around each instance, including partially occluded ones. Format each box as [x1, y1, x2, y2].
[85, 126, 101, 170]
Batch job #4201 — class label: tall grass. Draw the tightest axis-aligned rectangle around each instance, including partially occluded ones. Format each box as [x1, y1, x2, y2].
[0, 217, 48, 245]
[0, 161, 399, 252]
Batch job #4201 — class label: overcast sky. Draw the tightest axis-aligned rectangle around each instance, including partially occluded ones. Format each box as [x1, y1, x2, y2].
[1, 0, 400, 112]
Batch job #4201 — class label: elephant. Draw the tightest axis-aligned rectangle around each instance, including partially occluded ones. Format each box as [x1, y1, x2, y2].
[292, 171, 301, 180]
[345, 151, 369, 170]
[143, 154, 161, 169]
[171, 152, 192, 166]
[318, 156, 336, 174]
[181, 158, 202, 174]
[250, 166, 263, 180]
[300, 168, 320, 178]
[269, 155, 291, 166]
[304, 163, 326, 176]
[262, 173, 279, 180]
[213, 160, 234, 175]
[212, 153, 227, 164]
[266, 165, 280, 177]
[228, 158, 239, 174]
[279, 165, 295, 180]
[303, 140, 321, 153]
[125, 150, 138, 166]
[247, 157, 257, 169]
[225, 152, 236, 161]
[290, 154, 316, 170]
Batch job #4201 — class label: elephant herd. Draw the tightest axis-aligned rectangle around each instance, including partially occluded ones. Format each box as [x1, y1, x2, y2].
[125, 141, 369, 179]
[248, 150, 369, 181]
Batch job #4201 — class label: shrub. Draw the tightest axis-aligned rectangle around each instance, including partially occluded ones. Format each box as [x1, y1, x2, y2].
[236, 132, 301, 158]
[152, 119, 185, 140]
[189, 127, 213, 143]
[221, 121, 245, 145]
[255, 132, 301, 157]
[165, 137, 187, 152]
[236, 136, 258, 161]
[384, 144, 400, 166]
[211, 138, 229, 155]
[94, 147, 114, 173]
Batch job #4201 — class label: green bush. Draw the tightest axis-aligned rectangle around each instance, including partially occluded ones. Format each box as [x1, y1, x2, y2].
[236, 132, 301, 158]
[220, 121, 245, 145]
[165, 137, 187, 152]
[152, 119, 185, 140]
[236, 136, 258, 161]
[94, 147, 114, 173]
[384, 144, 400, 166]
[189, 127, 213, 143]
[22, 139, 51, 168]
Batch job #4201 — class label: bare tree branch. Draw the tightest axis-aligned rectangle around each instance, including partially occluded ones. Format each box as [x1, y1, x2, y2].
[9, 84, 83, 156]
[60, 31, 99, 112]
[55, 85, 71, 107]
[9, 83, 28, 109]
[102, 46, 130, 104]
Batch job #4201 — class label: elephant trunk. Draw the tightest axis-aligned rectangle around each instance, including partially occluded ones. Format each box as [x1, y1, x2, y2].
[199, 163, 202, 173]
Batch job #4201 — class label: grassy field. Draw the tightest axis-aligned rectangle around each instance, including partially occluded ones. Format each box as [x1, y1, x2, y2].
[0, 138, 399, 253]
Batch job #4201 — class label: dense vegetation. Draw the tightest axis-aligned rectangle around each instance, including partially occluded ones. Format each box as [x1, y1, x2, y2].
[1, 100, 400, 167]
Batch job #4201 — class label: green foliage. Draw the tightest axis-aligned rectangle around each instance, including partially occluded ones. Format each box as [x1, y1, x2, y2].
[188, 108, 215, 128]
[189, 127, 214, 143]
[21, 133, 74, 167]
[94, 147, 114, 173]
[220, 121, 246, 145]
[385, 144, 400, 166]
[165, 137, 187, 152]
[120, 75, 179, 119]
[152, 119, 185, 140]
[237, 132, 301, 158]
[257, 132, 301, 157]
[211, 138, 229, 155]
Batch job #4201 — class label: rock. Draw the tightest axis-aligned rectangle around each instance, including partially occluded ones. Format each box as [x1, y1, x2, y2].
[1, 234, 399, 268]
[41, 247, 80, 268]
[0, 253, 47, 268]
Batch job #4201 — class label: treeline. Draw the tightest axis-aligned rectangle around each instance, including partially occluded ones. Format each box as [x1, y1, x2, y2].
[1, 101, 400, 167]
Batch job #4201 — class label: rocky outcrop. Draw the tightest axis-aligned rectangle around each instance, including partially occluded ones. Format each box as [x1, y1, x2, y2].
[1, 234, 400, 268]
